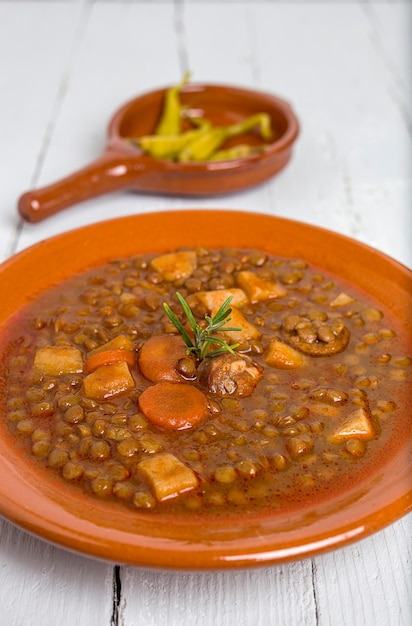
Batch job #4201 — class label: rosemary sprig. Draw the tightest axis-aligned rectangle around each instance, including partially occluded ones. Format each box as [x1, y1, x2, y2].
[163, 292, 241, 361]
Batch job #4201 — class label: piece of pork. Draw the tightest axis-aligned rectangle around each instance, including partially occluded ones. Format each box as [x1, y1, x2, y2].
[198, 353, 263, 398]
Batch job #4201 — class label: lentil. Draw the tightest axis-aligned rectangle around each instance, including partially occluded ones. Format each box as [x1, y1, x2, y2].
[0, 247, 409, 518]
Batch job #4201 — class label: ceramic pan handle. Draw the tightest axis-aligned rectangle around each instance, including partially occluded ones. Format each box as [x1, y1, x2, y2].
[18, 151, 148, 223]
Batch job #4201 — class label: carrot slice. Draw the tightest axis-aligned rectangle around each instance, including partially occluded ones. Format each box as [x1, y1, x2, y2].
[84, 349, 135, 374]
[138, 334, 188, 383]
[138, 382, 209, 430]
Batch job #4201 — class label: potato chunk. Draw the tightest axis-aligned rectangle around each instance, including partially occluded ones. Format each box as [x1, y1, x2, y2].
[330, 292, 355, 307]
[237, 271, 286, 303]
[329, 407, 376, 444]
[264, 340, 305, 369]
[88, 334, 133, 357]
[33, 346, 83, 376]
[216, 306, 262, 343]
[150, 251, 197, 282]
[193, 288, 249, 311]
[83, 361, 135, 401]
[137, 453, 198, 501]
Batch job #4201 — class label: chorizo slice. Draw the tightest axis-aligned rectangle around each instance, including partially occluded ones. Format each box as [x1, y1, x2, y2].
[282, 314, 350, 356]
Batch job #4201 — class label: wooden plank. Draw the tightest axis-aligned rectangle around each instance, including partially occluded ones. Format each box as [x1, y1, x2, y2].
[313, 516, 412, 626]
[254, 2, 411, 268]
[0, 4, 115, 624]
[0, 519, 113, 626]
[0, 1, 89, 260]
[15, 0, 182, 251]
[120, 561, 317, 626]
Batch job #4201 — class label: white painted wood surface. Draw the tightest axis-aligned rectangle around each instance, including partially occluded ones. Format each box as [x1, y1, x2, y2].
[0, 2, 411, 625]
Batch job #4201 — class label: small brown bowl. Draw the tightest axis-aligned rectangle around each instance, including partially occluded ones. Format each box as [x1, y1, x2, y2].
[0, 210, 411, 569]
[17, 84, 299, 223]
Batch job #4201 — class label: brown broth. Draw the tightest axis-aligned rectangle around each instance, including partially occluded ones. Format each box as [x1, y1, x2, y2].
[0, 247, 410, 518]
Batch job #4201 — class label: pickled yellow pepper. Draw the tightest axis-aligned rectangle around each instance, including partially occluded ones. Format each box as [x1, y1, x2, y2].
[129, 75, 274, 162]
[178, 113, 273, 162]
[209, 144, 263, 161]
[132, 119, 211, 160]
[154, 71, 190, 136]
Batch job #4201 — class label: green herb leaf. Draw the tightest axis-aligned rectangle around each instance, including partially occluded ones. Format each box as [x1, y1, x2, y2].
[163, 292, 241, 361]
[162, 303, 194, 350]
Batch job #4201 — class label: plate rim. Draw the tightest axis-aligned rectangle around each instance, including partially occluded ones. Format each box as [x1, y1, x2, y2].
[0, 209, 411, 569]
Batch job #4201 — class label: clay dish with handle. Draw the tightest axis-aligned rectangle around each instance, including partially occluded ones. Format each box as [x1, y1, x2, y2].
[18, 83, 299, 223]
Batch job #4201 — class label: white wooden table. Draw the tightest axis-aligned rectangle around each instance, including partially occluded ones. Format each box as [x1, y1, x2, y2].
[1, 2, 411, 625]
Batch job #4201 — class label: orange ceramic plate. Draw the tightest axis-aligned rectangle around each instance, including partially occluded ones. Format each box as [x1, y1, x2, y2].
[0, 210, 411, 569]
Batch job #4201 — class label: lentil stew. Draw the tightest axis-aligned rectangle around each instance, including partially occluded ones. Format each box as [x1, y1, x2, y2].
[1, 242, 410, 520]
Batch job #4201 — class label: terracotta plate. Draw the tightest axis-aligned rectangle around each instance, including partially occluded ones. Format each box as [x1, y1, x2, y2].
[0, 210, 411, 569]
